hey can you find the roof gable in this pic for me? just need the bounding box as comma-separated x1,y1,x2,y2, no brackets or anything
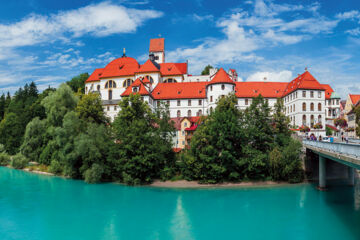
86,68,104,82
208,68,234,85
160,63,186,76
121,78,150,97
138,59,160,73
283,71,324,96
349,94,360,105
321,84,334,100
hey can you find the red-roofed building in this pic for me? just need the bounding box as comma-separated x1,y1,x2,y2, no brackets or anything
85,38,341,142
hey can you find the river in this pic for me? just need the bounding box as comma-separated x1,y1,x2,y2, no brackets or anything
0,167,359,240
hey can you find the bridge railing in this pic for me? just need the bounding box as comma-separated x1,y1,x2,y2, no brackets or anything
303,140,360,158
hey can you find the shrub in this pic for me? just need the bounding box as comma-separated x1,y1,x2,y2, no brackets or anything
84,164,104,183
49,160,63,175
0,152,10,166
0,144,5,153
11,154,28,169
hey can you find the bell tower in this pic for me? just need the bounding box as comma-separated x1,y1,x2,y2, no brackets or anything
149,38,165,64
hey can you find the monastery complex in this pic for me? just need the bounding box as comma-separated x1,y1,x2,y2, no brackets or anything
85,38,344,148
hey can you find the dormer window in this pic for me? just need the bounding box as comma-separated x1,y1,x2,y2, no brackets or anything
132,87,138,93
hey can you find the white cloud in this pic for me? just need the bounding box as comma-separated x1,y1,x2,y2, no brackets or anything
192,14,214,22
246,70,293,82
0,2,162,49
336,10,360,21
346,28,360,36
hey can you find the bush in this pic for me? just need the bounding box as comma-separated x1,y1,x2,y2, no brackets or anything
49,160,63,175
11,154,28,169
0,152,10,166
84,164,104,183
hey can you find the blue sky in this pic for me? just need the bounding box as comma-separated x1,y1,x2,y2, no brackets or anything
0,0,360,98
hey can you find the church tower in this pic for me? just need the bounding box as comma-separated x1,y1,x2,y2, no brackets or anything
149,38,165,64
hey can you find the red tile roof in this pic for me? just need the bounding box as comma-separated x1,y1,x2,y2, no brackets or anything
283,71,324,96
170,117,184,130
326,124,339,132
173,148,182,153
208,68,235,85
349,94,360,105
321,84,334,100
149,38,164,52
160,63,187,76
235,82,287,98
137,59,160,73
86,68,104,82
121,78,150,97
152,82,207,99
142,76,151,84
101,57,140,78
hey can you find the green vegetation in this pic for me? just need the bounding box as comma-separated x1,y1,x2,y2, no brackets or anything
201,65,213,75
180,95,303,183
326,126,333,136
66,73,89,93
355,106,360,137
1,75,304,185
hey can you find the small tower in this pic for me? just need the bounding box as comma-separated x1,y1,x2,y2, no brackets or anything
149,38,165,64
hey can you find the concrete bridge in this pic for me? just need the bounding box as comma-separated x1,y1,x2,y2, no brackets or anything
303,140,360,189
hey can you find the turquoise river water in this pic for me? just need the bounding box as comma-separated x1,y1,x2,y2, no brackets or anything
0,167,360,240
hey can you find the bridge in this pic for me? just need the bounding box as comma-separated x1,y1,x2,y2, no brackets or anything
303,140,360,189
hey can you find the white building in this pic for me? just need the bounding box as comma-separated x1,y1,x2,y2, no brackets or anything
85,38,340,139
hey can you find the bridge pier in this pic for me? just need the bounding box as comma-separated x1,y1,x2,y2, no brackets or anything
348,167,355,186
319,155,326,190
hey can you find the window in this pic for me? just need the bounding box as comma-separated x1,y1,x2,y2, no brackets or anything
177,100,181,106
295,92,298,98
107,106,110,111
198,110,202,116
318,115,322,124
302,91,306,98
184,122,188,127
245,99,249,105
182,131,185,136
310,91,314,98
145,75,154,84
164,78,177,83
187,110,191,117
188,100,191,106
302,115,306,125
199,100,202,105
293,104,295,112
336,99,339,105
221,84,225,90
210,96,213,102
210,86,213,91
290,105,292,113
132,87,138,92
177,110,181,117
123,79,133,88
114,106,117,111
310,103,314,111
310,115,314,128
302,102,306,111
318,103,322,111
108,90,112,100
182,141,185,145
105,80,117,89
97,85,100,91
318,91,321,98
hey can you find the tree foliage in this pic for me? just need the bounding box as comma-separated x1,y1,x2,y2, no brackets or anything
201,65,213,75
66,73,89,93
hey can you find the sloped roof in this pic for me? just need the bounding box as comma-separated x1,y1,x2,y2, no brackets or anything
235,82,287,98
86,68,104,82
321,84,334,100
137,59,160,73
349,94,360,105
121,78,150,97
101,57,140,78
160,63,187,76
283,71,324,96
152,82,207,99
208,68,235,85
149,38,164,52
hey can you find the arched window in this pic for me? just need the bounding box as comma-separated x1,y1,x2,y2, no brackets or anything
293,104,295,112
302,115,306,125
97,85,100,91
187,110,191,117
105,80,116,89
123,79,133,88
108,90,112,100
318,103,322,111
164,78,177,83
145,75,154,84
302,102,306,111
221,84,225,90
198,110,202,116
310,115,314,128
177,110,181,117
310,103,314,111
318,115,322,124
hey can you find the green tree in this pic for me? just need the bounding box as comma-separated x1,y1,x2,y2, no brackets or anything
110,94,175,185
66,73,89,93
272,98,291,146
0,113,23,154
41,84,79,127
182,94,245,183
76,92,108,124
201,65,213,75
0,94,5,120
355,106,360,137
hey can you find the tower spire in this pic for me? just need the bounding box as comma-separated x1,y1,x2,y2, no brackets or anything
122,48,126,57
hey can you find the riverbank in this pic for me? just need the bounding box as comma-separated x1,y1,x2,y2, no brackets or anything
150,180,299,188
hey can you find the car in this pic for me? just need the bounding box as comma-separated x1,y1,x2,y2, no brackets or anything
322,137,331,142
